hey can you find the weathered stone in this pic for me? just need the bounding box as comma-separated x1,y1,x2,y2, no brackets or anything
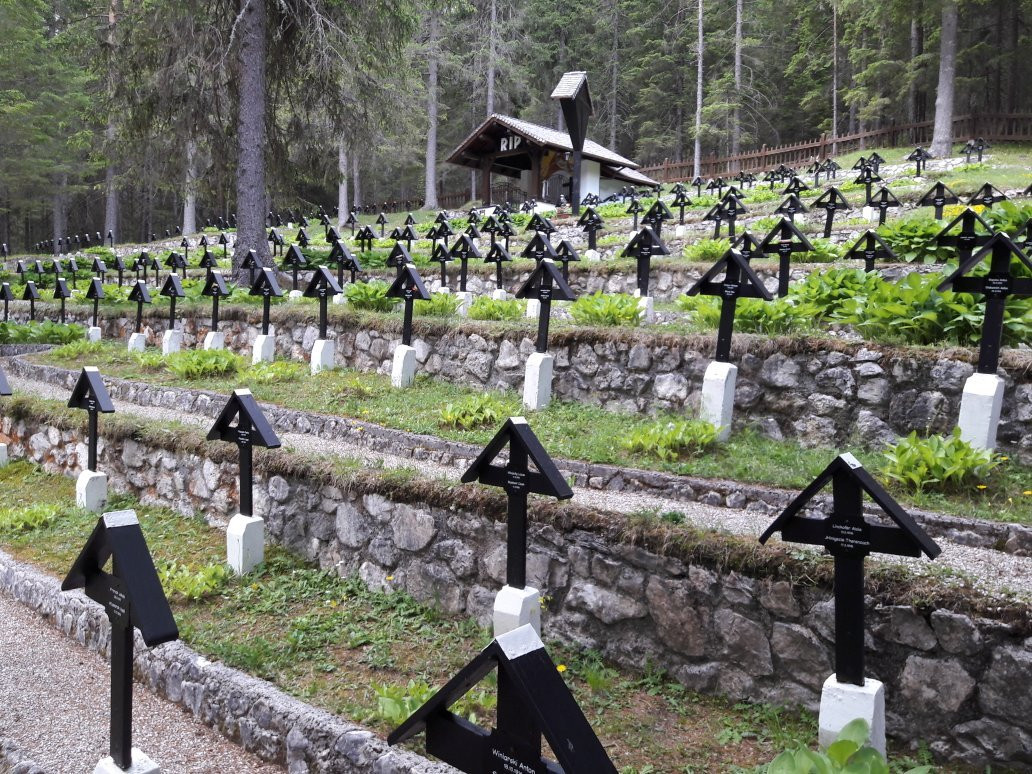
948,719,1032,767
654,373,689,403
815,366,856,399
875,606,936,650
771,623,831,689
645,576,708,656
390,506,437,551
930,610,982,655
566,582,647,624
759,353,801,388
979,646,1032,724
335,504,369,548
627,343,651,371
854,409,899,447
900,656,975,714
495,339,520,370
760,580,801,619
713,609,772,675
268,475,291,502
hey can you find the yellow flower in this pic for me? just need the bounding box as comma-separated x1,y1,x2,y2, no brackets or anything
976,484,987,490
386,575,394,581
1024,490,1032,496
556,664,567,673
1000,456,1009,461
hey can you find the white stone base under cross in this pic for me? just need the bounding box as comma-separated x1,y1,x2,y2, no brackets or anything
957,373,1005,450
288,289,303,300
391,344,416,388
202,331,225,351
818,675,885,756
94,748,160,774
455,291,473,317
252,334,275,364
127,333,146,353
701,361,736,441
226,513,264,575
331,292,346,305
525,298,541,319
0,442,8,467
493,584,541,638
522,352,553,411
635,294,655,324
491,288,508,301
76,470,108,513
311,339,335,374
86,327,102,343
161,330,181,356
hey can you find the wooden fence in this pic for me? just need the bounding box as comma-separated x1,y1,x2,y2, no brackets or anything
638,113,1032,182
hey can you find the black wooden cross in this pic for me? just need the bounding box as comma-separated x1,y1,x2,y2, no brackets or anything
180,237,190,264
782,176,810,196
249,267,282,336
344,211,358,236
240,249,261,287
622,226,670,297
450,233,482,292
906,147,932,176
481,215,500,246
497,220,517,251
967,182,1007,209
521,232,558,265
854,166,883,204
807,161,822,187
328,241,361,286
68,367,115,472
218,231,230,259
296,228,311,249
719,194,747,237
436,218,455,248
642,199,674,238
554,240,580,282
86,277,105,328
626,197,644,230
377,212,388,238
67,258,79,289
844,230,897,271
159,274,186,331
515,259,576,354
812,187,852,238
577,206,604,250
53,276,71,324
869,187,902,226
731,231,763,263
304,266,343,340
432,242,452,289
356,225,376,253
685,247,773,362
774,193,808,223
760,217,814,297
207,389,281,517
387,243,412,279
691,175,704,197
386,264,431,346
326,226,341,244
15,261,25,283
198,248,218,280
281,244,308,291
935,208,994,268
461,417,573,587
702,202,727,239
937,232,1032,374
92,258,108,284
671,187,692,224
485,243,512,291
917,181,960,219
0,283,12,322
22,281,39,321
164,250,187,280
868,151,885,172
107,229,114,247
707,177,725,198
760,453,940,686
526,213,556,237
62,510,179,771
32,259,44,279
202,271,230,332
51,258,63,284
464,220,481,240
128,281,151,334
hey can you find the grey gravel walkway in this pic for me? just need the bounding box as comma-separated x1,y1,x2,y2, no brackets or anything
10,373,1032,601
0,590,284,774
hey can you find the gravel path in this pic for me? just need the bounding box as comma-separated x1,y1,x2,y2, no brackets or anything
10,373,1032,602
0,590,284,774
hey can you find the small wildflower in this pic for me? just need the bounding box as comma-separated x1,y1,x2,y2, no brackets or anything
386,575,394,581
1000,456,1009,461
557,664,567,673
976,484,987,490
1024,490,1032,496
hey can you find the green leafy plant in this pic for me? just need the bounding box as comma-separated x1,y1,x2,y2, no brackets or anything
371,680,437,725
344,280,394,312
468,295,524,321
877,215,955,264
803,237,842,263
415,292,461,317
247,360,305,384
49,339,104,360
765,719,931,773
880,429,1002,493
623,419,719,461
676,294,814,335
158,561,233,601
788,268,884,321
165,349,244,380
0,321,84,344
0,503,60,534
569,291,642,327
683,237,731,263
439,393,506,429
132,351,166,370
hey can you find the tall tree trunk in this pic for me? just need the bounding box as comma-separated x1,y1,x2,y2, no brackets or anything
692,0,703,178
423,14,440,210
930,0,958,157
908,5,921,126
1007,0,1019,112
609,0,619,148
486,0,497,114
52,175,67,254
352,152,362,209
831,0,838,153
731,0,743,164
234,0,269,267
182,138,198,235
102,0,121,243
337,135,349,227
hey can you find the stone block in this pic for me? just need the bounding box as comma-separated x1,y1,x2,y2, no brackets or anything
227,514,264,575
161,330,182,356
454,291,473,317
391,344,416,388
636,295,655,324
252,334,275,364
493,584,541,637
957,373,1004,450
202,331,225,351
0,442,7,467
525,298,541,319
491,288,508,301
701,361,737,441
311,339,335,375
127,332,146,353
76,470,108,512
93,749,160,774
86,326,102,342
818,675,885,756
522,352,553,411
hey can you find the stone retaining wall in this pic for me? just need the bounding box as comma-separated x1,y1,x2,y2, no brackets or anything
2,413,1029,768
0,552,453,774
7,354,1031,557
10,305,1032,460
